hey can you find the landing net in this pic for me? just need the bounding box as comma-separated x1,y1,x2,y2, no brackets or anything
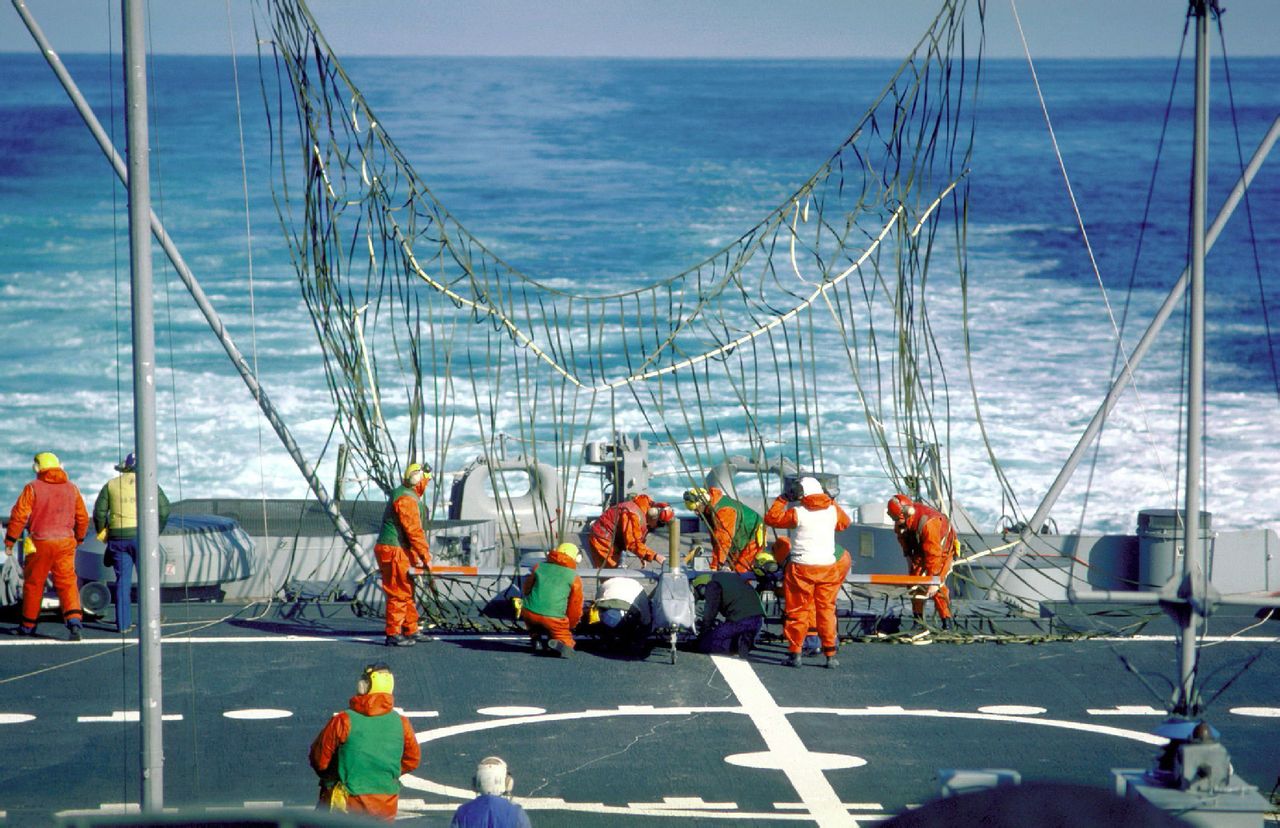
259,0,1019,627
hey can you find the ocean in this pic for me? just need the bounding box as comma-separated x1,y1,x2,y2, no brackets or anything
1,48,1277,541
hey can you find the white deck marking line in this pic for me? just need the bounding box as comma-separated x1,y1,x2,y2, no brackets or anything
78,711,183,723
1086,705,1166,716
401,703,1169,819
1,632,1275,647
222,709,293,720
711,655,854,828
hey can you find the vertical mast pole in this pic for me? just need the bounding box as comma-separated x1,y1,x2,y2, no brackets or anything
1177,0,1210,716
122,0,164,808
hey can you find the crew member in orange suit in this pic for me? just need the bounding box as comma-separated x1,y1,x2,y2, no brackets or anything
309,663,420,821
764,476,852,668
683,486,767,572
586,494,672,569
518,542,584,657
4,452,89,640
374,463,432,647
888,493,957,630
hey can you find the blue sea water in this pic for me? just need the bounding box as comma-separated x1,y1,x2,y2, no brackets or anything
0,47,1277,538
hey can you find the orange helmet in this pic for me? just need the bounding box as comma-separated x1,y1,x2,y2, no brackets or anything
887,494,914,522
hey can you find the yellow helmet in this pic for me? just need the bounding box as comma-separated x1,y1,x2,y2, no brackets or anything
555,542,581,563
683,487,710,510
752,551,779,577
359,663,394,695
403,462,432,487
32,452,61,473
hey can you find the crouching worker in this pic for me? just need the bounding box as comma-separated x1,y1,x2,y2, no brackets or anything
309,663,420,821
693,570,764,658
586,575,652,654
450,756,532,828
518,542,584,657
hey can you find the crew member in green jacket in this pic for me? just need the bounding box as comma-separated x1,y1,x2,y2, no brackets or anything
309,663,420,821
519,542,583,657
693,569,765,658
93,452,170,634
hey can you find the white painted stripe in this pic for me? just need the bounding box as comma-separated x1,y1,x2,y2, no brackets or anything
396,710,440,719
223,709,292,720
711,655,854,828
1,632,1274,647
627,798,738,810
477,706,545,717
0,713,35,724
977,705,1045,716
1229,706,1280,718
1086,705,1166,716
816,706,1167,745
78,711,184,723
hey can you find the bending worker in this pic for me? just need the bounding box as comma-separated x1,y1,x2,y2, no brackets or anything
683,486,767,572
764,476,851,668
4,452,89,641
693,568,764,658
93,452,170,634
450,756,532,828
587,574,652,654
586,493,672,569
519,542,584,657
375,462,433,647
888,493,957,630
309,663,420,821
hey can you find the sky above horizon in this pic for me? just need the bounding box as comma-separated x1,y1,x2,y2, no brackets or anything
3,0,1279,60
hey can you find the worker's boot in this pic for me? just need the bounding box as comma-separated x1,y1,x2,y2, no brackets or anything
824,653,840,669
940,617,953,631
384,634,416,647
783,652,802,668
67,623,82,642
735,634,752,659
409,629,432,643
547,639,573,659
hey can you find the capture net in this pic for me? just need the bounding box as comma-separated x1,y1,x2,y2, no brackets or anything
258,0,1022,628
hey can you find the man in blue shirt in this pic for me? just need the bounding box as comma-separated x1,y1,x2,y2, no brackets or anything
450,756,532,828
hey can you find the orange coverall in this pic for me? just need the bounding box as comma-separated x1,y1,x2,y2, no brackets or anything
309,690,421,820
520,547,584,648
373,483,431,637
895,501,957,620
764,491,852,657
5,467,89,632
587,494,661,568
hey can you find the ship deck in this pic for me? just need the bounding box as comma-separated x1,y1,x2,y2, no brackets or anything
1,603,1277,826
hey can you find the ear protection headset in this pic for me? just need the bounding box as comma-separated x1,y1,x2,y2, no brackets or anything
473,756,514,797
403,462,433,487
887,493,916,523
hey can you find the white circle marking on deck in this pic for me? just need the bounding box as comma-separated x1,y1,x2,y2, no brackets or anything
725,750,867,771
477,706,546,717
222,709,293,720
1229,706,1280,718
0,714,35,725
978,705,1045,716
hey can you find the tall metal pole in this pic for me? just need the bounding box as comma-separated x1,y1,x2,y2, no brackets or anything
122,0,163,809
1175,0,1211,716
10,0,373,576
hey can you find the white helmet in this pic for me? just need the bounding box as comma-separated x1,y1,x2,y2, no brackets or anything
474,756,513,797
